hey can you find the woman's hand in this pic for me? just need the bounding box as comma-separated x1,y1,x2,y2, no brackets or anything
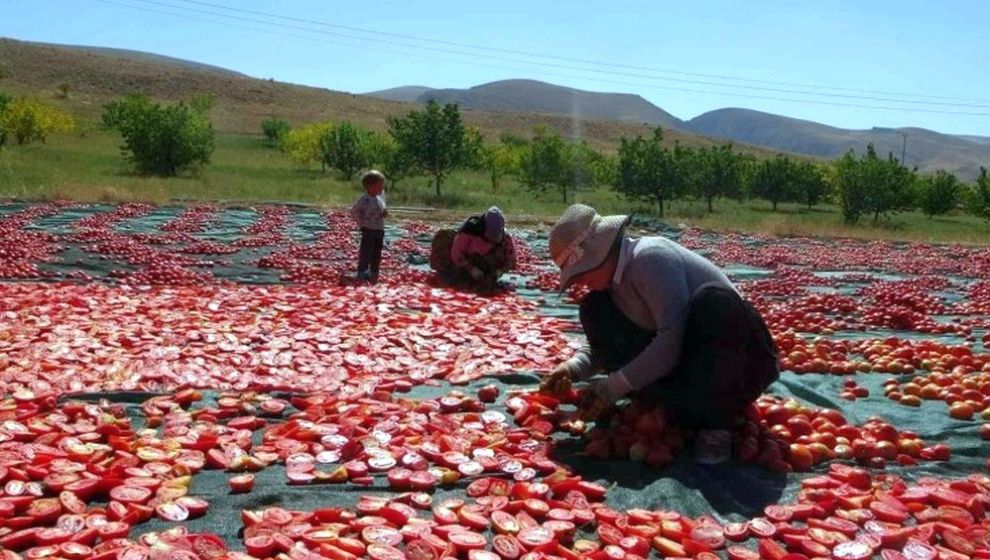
540,363,573,396
578,378,620,422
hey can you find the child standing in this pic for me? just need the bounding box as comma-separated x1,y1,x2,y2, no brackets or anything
349,170,387,282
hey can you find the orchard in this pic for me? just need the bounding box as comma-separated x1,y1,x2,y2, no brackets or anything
1,202,990,560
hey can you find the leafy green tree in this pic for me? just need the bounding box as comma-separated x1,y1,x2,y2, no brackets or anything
519,128,567,201
834,145,915,224
102,94,153,129
748,155,796,211
834,150,869,224
103,95,214,176
614,128,685,217
794,161,830,209
870,152,916,222
918,170,961,218
261,117,290,147
480,140,523,193
519,128,604,203
319,121,376,179
691,143,745,212
372,134,416,190
0,97,75,145
388,100,479,197
964,167,990,220
283,122,332,169
564,141,609,197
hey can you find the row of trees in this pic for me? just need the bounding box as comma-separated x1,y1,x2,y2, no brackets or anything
833,146,990,223
265,103,990,222
83,93,990,223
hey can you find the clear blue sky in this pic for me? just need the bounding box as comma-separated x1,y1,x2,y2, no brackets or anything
3,0,989,135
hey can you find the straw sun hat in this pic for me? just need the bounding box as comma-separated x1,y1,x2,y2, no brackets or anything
549,204,631,291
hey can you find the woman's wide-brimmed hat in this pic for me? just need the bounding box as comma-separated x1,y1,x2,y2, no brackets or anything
549,204,631,291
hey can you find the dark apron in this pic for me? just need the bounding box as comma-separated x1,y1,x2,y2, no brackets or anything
580,285,779,429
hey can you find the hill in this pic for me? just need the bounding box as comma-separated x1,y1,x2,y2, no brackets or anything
0,37,753,155
683,108,990,180
365,86,434,103
48,42,248,77
369,79,683,128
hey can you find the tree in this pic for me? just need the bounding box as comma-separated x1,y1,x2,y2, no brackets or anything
834,145,914,224
261,117,290,147
918,170,961,218
102,94,153,129
103,95,214,176
388,100,479,197
691,143,744,212
480,140,523,193
748,155,796,211
519,128,604,203
564,141,608,198
614,128,685,217
372,134,416,190
834,150,869,224
519,128,568,202
319,121,376,179
282,122,332,169
964,167,990,220
0,97,75,145
794,161,830,209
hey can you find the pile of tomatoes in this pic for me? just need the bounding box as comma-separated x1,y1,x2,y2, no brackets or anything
738,396,947,472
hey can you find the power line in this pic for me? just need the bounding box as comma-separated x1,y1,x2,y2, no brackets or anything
94,0,329,45
170,0,990,106
90,0,990,117
124,0,990,110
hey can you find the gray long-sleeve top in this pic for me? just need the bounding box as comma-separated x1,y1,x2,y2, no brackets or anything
566,236,735,394
350,193,386,230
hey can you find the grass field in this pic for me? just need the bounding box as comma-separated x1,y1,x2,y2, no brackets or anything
3,129,990,243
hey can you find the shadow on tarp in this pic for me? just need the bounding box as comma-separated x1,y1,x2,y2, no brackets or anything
551,440,788,520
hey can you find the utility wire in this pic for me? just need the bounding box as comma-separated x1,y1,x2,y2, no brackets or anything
92,0,990,117
168,0,990,106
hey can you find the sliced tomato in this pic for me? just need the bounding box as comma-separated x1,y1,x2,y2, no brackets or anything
728,546,761,560
406,539,439,560
749,518,777,539
367,543,405,560
832,541,874,560
725,523,750,542
244,535,275,558
517,526,554,549
448,531,488,552
691,524,726,550
493,534,522,560
156,501,190,522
